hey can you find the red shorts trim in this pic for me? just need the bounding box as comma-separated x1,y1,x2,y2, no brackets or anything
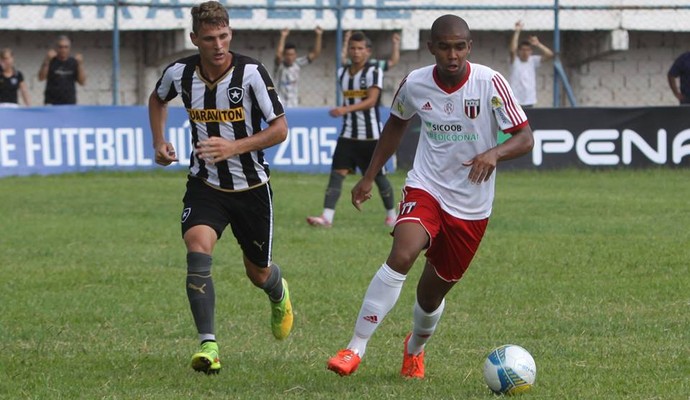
398,187,488,282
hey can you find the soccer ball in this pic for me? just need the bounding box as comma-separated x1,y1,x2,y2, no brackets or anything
483,344,537,395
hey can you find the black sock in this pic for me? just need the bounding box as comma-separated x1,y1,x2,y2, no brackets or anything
375,174,395,210
261,264,284,302
324,171,346,209
186,252,215,335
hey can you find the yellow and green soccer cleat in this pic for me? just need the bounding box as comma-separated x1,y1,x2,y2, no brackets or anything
191,341,221,375
270,278,293,340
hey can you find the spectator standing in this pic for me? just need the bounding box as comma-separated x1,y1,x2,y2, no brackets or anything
306,31,397,228
325,15,534,379
341,30,401,72
667,51,690,105
38,35,86,105
274,27,323,107
508,21,553,107
0,48,31,107
148,0,293,375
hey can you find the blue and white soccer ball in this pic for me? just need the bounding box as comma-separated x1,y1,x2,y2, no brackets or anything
483,344,537,395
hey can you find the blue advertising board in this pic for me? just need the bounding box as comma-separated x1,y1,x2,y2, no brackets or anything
0,106,394,177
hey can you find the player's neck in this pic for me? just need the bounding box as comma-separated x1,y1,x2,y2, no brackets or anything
348,59,368,74
200,53,233,82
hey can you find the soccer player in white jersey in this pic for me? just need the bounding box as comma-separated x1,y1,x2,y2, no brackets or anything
326,14,534,379
307,31,397,228
148,1,293,375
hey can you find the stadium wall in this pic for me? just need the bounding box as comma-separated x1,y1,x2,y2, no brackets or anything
1,1,689,107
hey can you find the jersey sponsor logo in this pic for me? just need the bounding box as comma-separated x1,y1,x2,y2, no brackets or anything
187,108,246,123
343,89,368,98
492,96,512,126
421,101,432,111
228,86,244,104
424,121,478,142
464,98,480,119
396,99,405,115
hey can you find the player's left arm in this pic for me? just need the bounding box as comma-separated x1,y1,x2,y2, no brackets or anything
329,86,381,117
18,79,31,106
463,73,534,184
463,125,533,184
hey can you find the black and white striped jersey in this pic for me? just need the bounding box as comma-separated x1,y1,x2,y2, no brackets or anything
155,52,285,191
336,63,383,140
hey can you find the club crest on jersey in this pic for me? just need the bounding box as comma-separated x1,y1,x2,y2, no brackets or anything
227,87,244,104
464,99,480,119
444,101,454,115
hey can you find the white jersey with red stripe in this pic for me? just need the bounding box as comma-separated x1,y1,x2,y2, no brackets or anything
391,62,528,220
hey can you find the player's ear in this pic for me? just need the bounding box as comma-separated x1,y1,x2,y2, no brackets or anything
426,40,434,55
190,31,198,46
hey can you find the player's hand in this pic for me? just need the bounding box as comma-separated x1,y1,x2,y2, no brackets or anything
329,107,346,117
391,32,401,44
315,26,323,35
463,149,498,184
351,178,374,211
515,20,524,30
154,142,178,166
281,28,289,37
195,137,235,164
75,53,84,63
46,49,57,59
528,35,540,46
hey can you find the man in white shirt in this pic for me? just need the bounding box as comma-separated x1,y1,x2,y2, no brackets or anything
274,27,323,107
509,20,553,107
326,14,534,380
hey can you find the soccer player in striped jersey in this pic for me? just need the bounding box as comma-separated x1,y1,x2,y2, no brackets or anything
326,15,534,379
307,31,397,228
148,1,292,375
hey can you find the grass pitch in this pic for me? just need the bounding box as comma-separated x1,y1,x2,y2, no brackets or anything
0,168,688,399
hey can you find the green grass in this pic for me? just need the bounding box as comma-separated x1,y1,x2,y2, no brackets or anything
0,168,688,399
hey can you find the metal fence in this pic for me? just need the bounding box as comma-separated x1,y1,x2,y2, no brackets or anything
1,0,689,107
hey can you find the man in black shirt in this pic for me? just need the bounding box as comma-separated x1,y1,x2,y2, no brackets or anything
38,35,86,105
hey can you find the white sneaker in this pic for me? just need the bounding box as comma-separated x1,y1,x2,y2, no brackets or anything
385,216,397,227
306,215,332,228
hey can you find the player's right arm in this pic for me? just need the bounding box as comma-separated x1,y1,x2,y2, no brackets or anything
148,90,177,166
37,49,56,81
509,21,522,63
352,114,409,210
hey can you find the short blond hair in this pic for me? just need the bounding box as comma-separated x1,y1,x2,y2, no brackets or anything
191,1,229,35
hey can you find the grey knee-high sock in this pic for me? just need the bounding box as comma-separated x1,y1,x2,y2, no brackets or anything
261,264,284,302
186,252,215,336
324,171,346,209
374,174,395,210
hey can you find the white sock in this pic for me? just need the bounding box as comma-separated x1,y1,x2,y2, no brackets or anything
406,299,445,355
347,263,406,357
386,208,397,219
323,208,335,223
199,333,216,343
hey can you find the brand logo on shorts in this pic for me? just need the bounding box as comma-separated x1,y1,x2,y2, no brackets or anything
181,207,191,222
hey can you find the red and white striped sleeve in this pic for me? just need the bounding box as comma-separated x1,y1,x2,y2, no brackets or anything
490,73,528,134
